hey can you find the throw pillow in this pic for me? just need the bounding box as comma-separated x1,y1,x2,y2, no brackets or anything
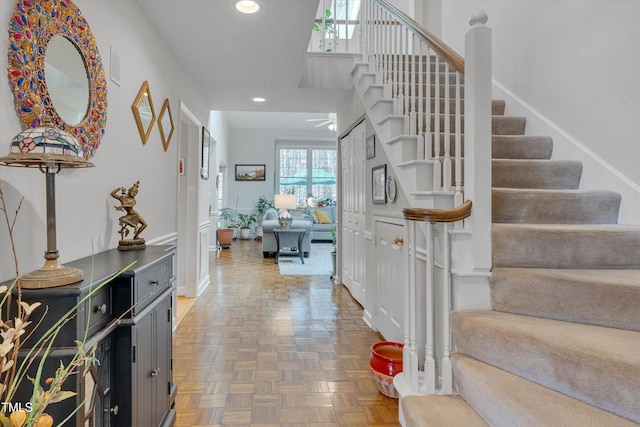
265,208,278,221
315,209,332,224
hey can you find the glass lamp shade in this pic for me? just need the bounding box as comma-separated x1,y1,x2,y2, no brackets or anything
0,126,93,288
0,126,93,169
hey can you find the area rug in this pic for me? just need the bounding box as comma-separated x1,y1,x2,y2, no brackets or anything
278,243,334,276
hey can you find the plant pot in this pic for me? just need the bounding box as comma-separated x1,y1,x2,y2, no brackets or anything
369,341,404,398
240,228,251,239
216,228,234,248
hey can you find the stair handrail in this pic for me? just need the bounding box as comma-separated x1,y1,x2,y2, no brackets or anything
371,0,464,75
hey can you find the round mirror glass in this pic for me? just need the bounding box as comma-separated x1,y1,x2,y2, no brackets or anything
45,36,89,125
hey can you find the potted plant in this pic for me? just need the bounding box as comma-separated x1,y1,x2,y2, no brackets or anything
217,207,237,248
237,212,257,240
254,195,274,240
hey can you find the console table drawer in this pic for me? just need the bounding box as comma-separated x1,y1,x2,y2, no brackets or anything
87,285,113,337
134,261,170,314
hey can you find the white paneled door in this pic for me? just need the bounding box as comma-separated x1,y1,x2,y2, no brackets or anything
375,219,405,343
340,120,366,305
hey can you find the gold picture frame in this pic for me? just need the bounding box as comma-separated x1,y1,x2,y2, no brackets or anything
132,80,156,145
158,98,174,152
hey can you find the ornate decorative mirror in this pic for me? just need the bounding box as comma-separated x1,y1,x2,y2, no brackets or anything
132,81,156,145
158,98,174,152
7,0,108,159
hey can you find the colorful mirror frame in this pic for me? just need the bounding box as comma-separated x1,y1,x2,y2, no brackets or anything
8,0,108,159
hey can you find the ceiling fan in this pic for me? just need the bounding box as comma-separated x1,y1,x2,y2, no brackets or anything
307,113,337,131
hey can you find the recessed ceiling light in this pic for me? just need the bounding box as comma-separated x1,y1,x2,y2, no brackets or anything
235,0,260,14
252,97,266,103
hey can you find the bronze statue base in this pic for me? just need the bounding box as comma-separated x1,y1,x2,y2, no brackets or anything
118,239,146,251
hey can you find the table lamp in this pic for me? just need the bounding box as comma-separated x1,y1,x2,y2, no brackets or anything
0,125,93,288
274,194,297,229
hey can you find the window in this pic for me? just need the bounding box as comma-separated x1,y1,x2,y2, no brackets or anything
277,143,337,207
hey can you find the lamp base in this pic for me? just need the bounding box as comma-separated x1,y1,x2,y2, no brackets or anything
278,215,293,230
19,259,83,289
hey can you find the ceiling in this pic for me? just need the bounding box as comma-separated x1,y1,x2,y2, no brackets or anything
135,0,354,131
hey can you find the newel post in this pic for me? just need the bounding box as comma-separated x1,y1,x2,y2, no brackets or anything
464,10,492,273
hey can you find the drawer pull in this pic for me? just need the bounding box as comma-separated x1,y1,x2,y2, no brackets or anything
151,368,160,377
95,304,107,314
150,280,159,285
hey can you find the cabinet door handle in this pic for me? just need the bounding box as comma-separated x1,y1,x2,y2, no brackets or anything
150,280,159,285
394,237,404,245
151,368,160,377
95,304,107,314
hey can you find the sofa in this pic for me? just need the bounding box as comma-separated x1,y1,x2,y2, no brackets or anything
261,208,313,258
304,206,337,241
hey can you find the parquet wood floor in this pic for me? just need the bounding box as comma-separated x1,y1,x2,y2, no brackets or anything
173,239,400,426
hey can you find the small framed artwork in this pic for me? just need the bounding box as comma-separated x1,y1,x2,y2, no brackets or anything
158,98,174,152
366,134,376,159
235,164,266,181
372,164,387,204
201,127,211,180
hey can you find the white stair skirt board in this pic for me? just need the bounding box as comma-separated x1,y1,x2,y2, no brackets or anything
278,243,334,276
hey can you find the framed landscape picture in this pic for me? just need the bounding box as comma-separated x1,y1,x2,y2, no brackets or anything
235,164,266,181
372,164,387,204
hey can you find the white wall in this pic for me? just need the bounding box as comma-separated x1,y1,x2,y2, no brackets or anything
226,128,336,213
0,1,209,281
440,0,640,223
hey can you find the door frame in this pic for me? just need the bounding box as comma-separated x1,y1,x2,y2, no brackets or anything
176,101,200,297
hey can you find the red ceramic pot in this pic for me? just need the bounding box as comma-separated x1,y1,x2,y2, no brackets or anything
370,341,404,376
369,342,404,398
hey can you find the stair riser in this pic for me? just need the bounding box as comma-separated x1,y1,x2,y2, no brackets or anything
491,116,526,135
492,224,640,269
452,312,640,424
491,268,640,331
492,189,621,224
492,160,582,189
492,135,553,160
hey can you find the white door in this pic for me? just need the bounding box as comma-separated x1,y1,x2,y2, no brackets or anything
375,220,405,342
340,120,366,305
176,102,200,297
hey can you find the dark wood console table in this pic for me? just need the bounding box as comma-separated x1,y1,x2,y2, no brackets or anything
4,245,176,427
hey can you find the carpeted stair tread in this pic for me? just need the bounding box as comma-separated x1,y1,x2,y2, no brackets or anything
452,353,639,427
491,267,640,331
492,116,526,135
492,188,621,224
492,223,640,268
451,310,640,423
402,394,488,427
492,159,583,189
492,135,553,159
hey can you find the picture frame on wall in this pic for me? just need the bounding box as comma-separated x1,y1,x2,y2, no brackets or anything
372,164,387,204
201,127,210,180
366,134,375,159
235,164,266,181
